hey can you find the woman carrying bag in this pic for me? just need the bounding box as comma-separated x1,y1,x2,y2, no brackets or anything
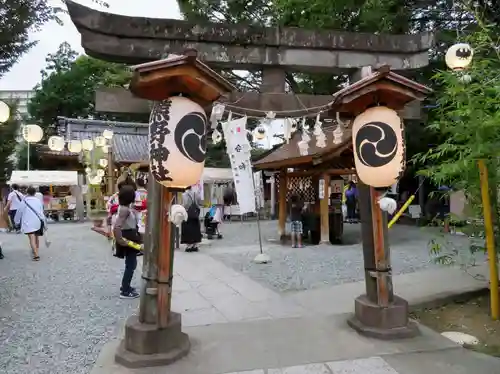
113,185,142,299
14,186,47,261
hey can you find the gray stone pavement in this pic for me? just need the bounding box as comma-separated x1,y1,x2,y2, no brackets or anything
0,221,495,374
90,314,499,374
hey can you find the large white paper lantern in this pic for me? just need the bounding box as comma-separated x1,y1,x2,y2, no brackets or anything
81,139,94,151
47,136,65,151
98,158,108,168
149,96,207,189
68,140,82,153
22,124,44,143
445,43,473,71
352,106,405,188
94,136,106,147
103,129,113,140
0,101,10,123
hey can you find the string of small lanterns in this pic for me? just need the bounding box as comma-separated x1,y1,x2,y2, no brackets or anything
47,129,114,185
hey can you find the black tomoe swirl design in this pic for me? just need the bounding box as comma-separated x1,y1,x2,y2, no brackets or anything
149,100,173,182
174,112,207,163
456,47,472,59
354,121,398,168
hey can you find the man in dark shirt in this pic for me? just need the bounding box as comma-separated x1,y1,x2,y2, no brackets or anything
289,194,304,248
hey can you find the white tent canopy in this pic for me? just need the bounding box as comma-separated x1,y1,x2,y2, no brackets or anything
202,168,233,184
8,170,79,186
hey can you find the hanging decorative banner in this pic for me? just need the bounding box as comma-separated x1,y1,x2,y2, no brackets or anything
224,116,256,214
149,96,207,189
352,106,405,188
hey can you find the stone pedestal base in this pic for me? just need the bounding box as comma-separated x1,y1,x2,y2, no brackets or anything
115,312,190,368
347,294,420,340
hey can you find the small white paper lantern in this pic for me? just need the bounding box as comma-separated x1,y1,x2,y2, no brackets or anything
103,129,113,140
149,96,207,189
445,43,473,71
85,167,92,174
352,106,405,188
47,136,65,151
96,169,105,177
89,175,102,185
22,124,44,143
253,125,268,141
98,158,108,168
68,140,82,153
0,101,10,123
81,139,94,151
94,136,106,147
211,129,222,144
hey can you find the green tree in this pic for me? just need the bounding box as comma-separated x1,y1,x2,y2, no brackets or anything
0,0,110,78
28,42,133,131
0,100,21,183
414,20,500,264
0,0,57,77
20,42,136,169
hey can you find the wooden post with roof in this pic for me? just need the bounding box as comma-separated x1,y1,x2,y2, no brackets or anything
254,65,432,248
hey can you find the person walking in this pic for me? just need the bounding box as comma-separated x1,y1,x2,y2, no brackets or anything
14,186,46,261
181,186,202,252
113,185,142,299
344,181,358,223
289,194,304,248
5,184,24,233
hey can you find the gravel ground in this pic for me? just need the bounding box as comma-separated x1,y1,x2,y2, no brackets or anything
208,220,474,293
0,223,140,374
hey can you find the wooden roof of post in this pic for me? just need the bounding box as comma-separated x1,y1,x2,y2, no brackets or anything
253,125,353,170
129,51,236,106
331,65,432,116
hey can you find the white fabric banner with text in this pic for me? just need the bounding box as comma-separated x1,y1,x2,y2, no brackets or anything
223,117,256,214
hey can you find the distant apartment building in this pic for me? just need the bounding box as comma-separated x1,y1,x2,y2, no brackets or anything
0,90,35,119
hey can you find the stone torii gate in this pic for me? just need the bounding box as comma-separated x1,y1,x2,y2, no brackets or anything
66,0,436,365
65,0,433,120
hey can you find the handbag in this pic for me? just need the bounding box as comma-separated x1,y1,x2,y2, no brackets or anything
24,200,46,235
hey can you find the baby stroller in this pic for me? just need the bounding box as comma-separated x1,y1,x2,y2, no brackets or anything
204,205,223,240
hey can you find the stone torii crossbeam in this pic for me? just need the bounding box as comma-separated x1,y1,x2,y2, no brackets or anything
65,0,433,119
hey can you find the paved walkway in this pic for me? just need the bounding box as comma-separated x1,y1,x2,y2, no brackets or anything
0,222,496,374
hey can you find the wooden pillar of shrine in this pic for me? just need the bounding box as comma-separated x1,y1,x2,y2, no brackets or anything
319,173,330,243
278,169,287,241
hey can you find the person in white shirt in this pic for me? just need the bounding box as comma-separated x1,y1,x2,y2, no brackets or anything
5,184,24,233
14,186,47,261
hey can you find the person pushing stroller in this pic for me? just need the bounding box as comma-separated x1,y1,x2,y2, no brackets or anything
204,204,223,240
